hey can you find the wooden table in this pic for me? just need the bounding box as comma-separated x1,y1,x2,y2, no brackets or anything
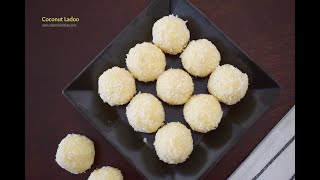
25,0,295,179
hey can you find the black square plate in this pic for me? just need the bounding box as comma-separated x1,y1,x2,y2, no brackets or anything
63,0,281,179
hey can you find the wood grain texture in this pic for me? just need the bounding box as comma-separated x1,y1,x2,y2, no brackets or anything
25,0,295,179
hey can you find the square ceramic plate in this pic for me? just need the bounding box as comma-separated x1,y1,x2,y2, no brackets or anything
63,0,281,179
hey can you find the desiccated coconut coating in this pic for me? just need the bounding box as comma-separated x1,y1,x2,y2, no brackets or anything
156,69,194,105
208,64,249,105
55,134,95,174
180,39,221,77
98,66,136,106
87,166,123,180
126,93,165,133
154,122,193,164
183,94,223,133
126,42,166,82
152,15,190,55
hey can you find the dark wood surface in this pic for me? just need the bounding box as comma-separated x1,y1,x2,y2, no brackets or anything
25,0,295,179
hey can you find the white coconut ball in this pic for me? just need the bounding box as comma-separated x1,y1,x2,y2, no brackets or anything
183,94,223,133
126,93,165,133
152,14,190,55
98,66,136,106
87,166,123,180
154,122,193,164
208,64,249,105
156,69,194,105
55,134,95,174
180,39,221,77
126,42,166,82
